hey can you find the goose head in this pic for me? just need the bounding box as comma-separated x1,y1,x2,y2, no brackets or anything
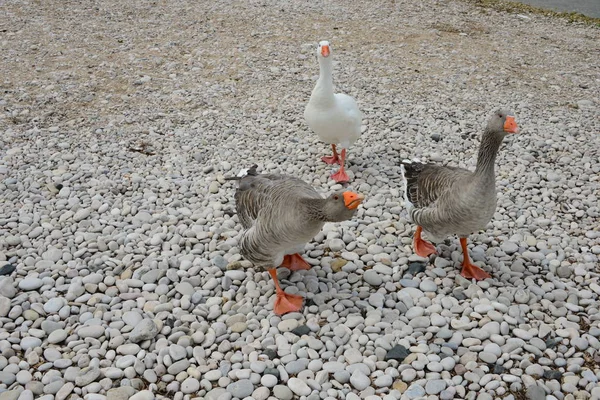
317,40,331,59
486,109,519,137
321,190,364,221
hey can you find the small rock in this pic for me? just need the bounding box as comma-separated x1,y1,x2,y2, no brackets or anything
0,264,16,276
287,377,311,396
129,319,159,343
526,385,546,400
407,262,426,275
226,379,254,398
385,345,410,362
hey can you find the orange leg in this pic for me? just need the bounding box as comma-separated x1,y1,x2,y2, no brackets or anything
268,269,304,315
459,238,491,280
280,253,312,271
322,144,341,165
413,226,437,257
330,148,349,183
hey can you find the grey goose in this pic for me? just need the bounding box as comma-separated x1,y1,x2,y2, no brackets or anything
227,165,364,314
400,110,519,280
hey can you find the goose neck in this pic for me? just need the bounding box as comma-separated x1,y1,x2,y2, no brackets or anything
475,130,505,177
299,198,328,221
311,58,335,106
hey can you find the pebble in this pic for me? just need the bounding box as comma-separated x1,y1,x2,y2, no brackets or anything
425,379,447,395
0,5,598,400
18,278,43,291
350,371,370,390
227,379,254,398
288,377,311,396
273,385,293,400
129,319,159,342
181,378,200,394
363,270,383,286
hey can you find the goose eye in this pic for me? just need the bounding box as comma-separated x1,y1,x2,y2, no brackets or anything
333,195,339,200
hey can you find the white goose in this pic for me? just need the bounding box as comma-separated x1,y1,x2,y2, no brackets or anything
304,40,362,183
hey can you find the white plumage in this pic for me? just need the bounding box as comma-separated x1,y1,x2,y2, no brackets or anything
305,40,362,183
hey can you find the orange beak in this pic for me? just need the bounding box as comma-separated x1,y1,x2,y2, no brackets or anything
343,191,364,210
504,116,519,134
321,45,330,57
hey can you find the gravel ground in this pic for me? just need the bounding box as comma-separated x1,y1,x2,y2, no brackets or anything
1,0,599,400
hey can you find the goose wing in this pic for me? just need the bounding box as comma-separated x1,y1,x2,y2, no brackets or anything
401,160,472,209
234,172,316,229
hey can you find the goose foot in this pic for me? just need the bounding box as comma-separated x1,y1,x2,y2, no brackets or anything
281,253,311,271
268,269,304,315
459,238,491,280
413,226,437,257
330,148,349,183
330,168,349,183
273,292,304,315
322,144,341,165
322,155,340,165
460,262,491,280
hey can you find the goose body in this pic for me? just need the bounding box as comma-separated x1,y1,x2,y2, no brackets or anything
235,173,327,270
400,110,519,280
305,92,362,149
305,40,362,183
402,163,497,241
228,165,364,314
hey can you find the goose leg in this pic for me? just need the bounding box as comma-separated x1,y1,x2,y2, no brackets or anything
268,269,304,315
330,148,349,183
459,238,491,280
413,226,437,257
281,253,311,271
321,144,341,165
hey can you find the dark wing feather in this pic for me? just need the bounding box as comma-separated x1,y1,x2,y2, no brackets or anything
401,160,472,208
233,173,310,228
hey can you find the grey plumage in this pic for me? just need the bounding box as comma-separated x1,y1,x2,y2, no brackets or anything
228,166,363,271
401,109,517,242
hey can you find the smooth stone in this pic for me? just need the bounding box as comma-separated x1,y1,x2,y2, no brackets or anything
78,325,105,339
419,280,437,292
363,270,383,286
75,366,100,387
129,319,159,343
226,379,254,398
350,371,370,391
43,298,66,313
273,385,293,400
20,337,42,350
181,378,200,394
526,385,546,400
374,374,393,388
261,374,278,387
425,379,447,395
106,387,136,400
18,278,43,291
385,345,410,362
129,390,155,400
287,377,311,396
405,384,426,399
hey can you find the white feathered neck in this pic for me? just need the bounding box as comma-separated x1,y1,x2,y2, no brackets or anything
309,55,336,108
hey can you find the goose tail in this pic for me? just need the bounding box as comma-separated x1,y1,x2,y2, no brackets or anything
224,164,259,181
399,158,424,211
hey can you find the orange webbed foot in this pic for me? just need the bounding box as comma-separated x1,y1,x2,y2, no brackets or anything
322,155,340,165
281,253,312,271
414,236,437,257
331,168,349,183
460,262,491,280
273,292,304,315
